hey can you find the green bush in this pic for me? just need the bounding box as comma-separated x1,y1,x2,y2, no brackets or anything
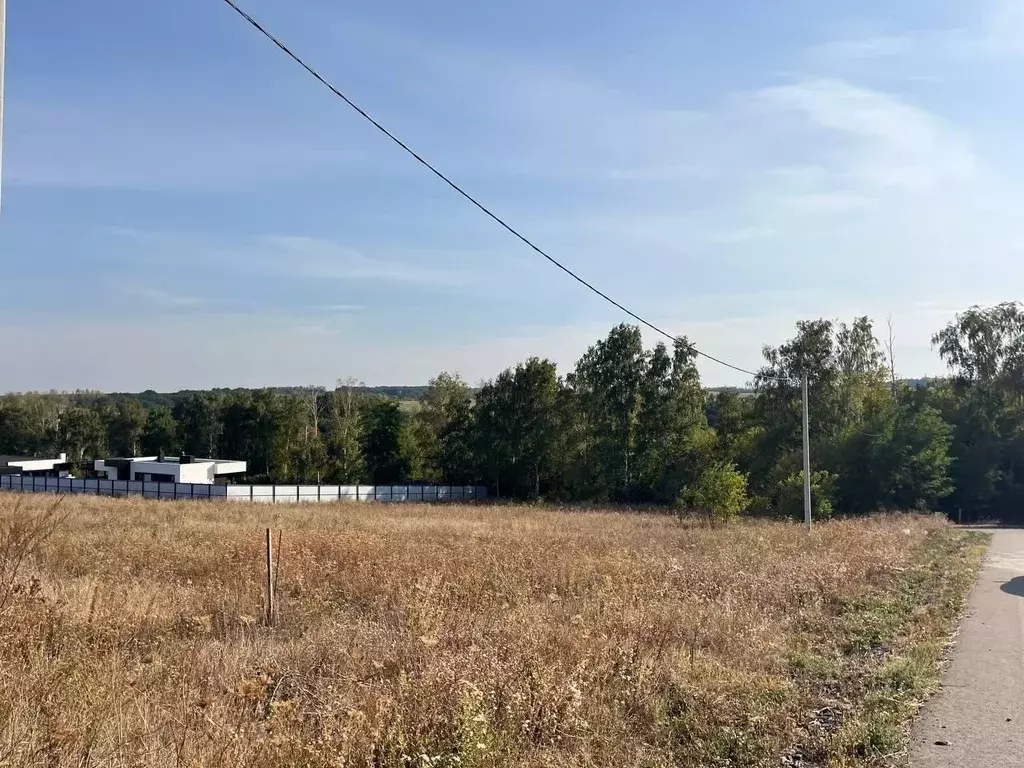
679,462,749,524
776,470,836,520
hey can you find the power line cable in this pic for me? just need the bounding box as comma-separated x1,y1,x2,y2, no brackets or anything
219,0,773,380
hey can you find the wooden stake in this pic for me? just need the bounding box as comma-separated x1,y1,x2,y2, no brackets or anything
265,527,275,626
274,529,282,617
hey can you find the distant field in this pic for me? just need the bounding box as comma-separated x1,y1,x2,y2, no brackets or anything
397,397,422,413
0,496,983,767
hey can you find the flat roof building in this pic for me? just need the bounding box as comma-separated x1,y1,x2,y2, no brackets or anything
94,455,246,485
0,453,71,477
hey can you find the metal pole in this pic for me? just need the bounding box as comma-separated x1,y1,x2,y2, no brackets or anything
0,0,7,215
802,371,812,531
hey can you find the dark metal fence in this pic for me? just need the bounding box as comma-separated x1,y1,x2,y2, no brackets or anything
0,475,486,503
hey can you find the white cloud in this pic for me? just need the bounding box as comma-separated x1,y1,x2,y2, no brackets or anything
102,228,473,288
121,287,201,308
0,293,999,392
807,1,1024,69
4,103,372,190
810,36,913,62
9,0,1022,393
755,79,977,192
703,227,778,244
979,0,1024,55
303,304,365,314
251,236,470,286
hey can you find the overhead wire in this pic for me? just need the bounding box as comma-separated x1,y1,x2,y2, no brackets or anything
219,0,782,381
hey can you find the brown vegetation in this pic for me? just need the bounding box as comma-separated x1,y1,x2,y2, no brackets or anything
0,496,983,767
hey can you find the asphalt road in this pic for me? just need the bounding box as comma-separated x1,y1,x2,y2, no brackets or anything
909,528,1024,768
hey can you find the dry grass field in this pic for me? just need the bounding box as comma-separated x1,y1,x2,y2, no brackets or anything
0,495,984,768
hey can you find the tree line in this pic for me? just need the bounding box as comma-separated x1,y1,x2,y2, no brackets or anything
1,303,1021,522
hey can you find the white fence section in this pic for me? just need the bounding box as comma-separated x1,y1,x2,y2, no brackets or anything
0,475,487,503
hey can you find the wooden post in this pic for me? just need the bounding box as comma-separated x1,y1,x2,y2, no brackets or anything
265,527,275,626
274,529,282,612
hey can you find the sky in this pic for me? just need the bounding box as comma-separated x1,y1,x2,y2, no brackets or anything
1,0,1023,391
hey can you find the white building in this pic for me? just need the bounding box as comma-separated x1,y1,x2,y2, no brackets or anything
94,455,246,485
0,453,71,477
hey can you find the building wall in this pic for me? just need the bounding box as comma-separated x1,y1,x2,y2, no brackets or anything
178,463,216,484
7,458,64,473
98,460,240,484
129,461,218,484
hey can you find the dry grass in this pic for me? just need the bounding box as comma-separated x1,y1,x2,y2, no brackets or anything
0,495,983,767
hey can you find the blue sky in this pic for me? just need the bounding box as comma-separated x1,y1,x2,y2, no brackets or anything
2,0,1023,391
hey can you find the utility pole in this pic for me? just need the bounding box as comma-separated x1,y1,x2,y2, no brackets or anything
0,0,7,215
802,371,812,531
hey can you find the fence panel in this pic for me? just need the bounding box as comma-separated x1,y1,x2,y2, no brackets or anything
250,485,275,504
1,477,487,504
273,486,299,504
297,485,320,503
315,486,340,501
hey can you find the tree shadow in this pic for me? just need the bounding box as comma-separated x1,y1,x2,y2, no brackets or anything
999,577,1024,598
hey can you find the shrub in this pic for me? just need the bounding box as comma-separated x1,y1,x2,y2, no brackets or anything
679,461,749,524
776,470,836,520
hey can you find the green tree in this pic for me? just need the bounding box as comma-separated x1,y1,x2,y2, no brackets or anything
475,358,558,498
475,375,514,496
414,372,476,484
548,379,593,500
753,317,889,513
106,399,148,456
568,324,647,501
931,302,1024,521
219,391,257,467
321,380,366,483
140,406,179,456
0,399,34,455
634,342,674,500
635,340,711,502
55,406,106,461
0,393,70,456
834,396,953,514
295,387,329,483
294,430,329,484
708,391,761,470
174,393,222,458
889,403,954,509
262,390,306,482
363,399,412,484
932,302,1024,386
